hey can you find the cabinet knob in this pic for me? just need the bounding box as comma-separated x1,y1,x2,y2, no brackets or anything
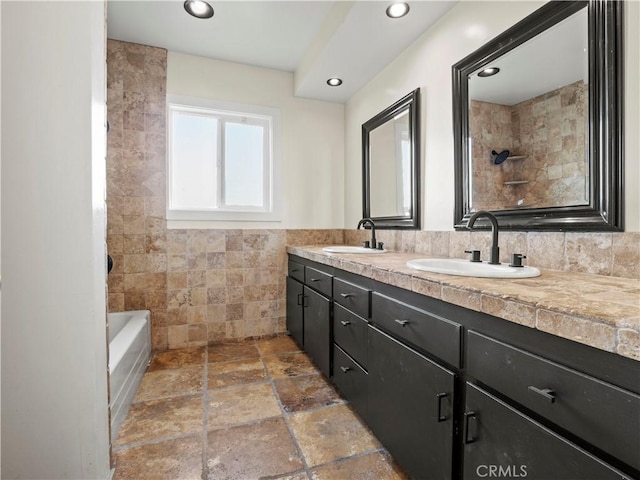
394,319,409,327
340,366,351,373
340,320,351,326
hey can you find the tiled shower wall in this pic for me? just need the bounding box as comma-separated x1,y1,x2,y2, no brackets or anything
471,81,587,211
106,40,344,350
106,40,637,352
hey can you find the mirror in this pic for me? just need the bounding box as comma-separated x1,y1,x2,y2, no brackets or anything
453,0,624,231
363,88,420,229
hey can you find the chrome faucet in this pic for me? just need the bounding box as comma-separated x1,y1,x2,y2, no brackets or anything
357,218,377,249
467,211,500,265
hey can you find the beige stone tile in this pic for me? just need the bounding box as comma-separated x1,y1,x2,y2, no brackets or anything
113,435,202,480
207,341,260,362
207,382,281,429
616,328,640,361
148,346,206,371
441,286,482,311
207,358,266,388
612,233,640,279
481,296,536,327
289,404,381,467
206,418,303,480
134,365,203,402
565,232,613,275
115,395,203,446
536,309,616,352
256,335,301,356
309,451,408,480
526,232,565,270
264,352,320,378
411,276,442,299
274,374,343,414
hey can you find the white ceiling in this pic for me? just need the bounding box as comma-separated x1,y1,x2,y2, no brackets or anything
107,0,457,103
468,7,588,105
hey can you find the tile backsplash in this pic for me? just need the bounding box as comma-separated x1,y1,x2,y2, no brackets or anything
345,230,639,278
107,39,637,352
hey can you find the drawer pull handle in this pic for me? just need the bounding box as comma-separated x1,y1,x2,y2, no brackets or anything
528,386,556,403
340,320,351,326
464,411,478,444
340,293,354,298
291,268,300,273
340,366,351,373
436,392,448,422
395,319,409,327
309,278,320,283
297,293,303,306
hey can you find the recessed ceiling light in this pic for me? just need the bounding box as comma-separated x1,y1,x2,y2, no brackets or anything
386,2,410,18
327,78,343,87
478,67,500,77
184,0,214,19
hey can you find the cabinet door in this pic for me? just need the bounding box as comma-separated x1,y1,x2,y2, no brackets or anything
303,286,331,377
368,326,456,480
286,276,304,347
332,344,368,421
463,383,631,480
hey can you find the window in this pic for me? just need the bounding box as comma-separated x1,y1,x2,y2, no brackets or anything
167,95,281,222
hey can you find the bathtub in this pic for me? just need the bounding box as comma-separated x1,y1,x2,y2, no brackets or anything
108,310,151,443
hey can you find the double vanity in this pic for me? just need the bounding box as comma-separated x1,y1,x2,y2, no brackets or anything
286,246,639,480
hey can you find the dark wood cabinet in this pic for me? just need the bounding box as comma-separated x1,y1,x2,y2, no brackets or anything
302,286,331,377
287,255,640,480
463,383,631,480
285,276,304,348
285,260,332,377
368,325,456,480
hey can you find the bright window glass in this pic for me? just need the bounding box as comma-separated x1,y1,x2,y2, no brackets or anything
167,96,280,223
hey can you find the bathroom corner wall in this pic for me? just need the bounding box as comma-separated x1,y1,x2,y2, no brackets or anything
106,40,170,349
106,40,345,350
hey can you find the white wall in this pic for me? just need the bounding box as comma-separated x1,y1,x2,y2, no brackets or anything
168,52,345,229
1,2,111,479
345,1,640,232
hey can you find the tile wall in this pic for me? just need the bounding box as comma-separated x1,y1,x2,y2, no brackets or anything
107,39,636,352
471,81,587,211
106,39,344,350
345,229,639,279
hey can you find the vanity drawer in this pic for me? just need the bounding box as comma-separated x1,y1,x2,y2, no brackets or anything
372,292,462,368
333,278,370,318
334,304,368,370
288,260,304,283
304,266,333,297
332,344,368,421
467,330,640,472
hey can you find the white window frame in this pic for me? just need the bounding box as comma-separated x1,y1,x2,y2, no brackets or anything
166,94,281,223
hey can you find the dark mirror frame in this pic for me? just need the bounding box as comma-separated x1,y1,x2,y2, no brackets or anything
453,0,624,231
363,88,420,229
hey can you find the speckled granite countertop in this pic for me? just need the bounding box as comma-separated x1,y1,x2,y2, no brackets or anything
287,246,640,362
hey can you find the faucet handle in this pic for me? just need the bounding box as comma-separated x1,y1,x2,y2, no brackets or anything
362,240,371,249
465,250,482,263
509,253,526,267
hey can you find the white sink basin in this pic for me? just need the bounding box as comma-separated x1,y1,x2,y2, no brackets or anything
407,258,540,278
322,246,387,254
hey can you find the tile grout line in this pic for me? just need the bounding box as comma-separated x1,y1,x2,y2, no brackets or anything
201,346,209,480
263,350,314,480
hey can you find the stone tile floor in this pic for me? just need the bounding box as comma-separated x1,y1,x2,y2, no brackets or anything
113,336,408,480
